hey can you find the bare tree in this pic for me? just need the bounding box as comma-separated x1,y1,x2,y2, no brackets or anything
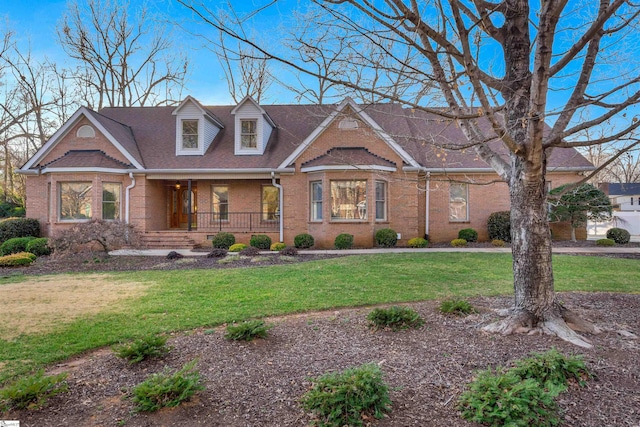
178,0,640,347
58,0,188,109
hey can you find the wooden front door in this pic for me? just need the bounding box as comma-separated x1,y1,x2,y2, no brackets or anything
171,184,197,229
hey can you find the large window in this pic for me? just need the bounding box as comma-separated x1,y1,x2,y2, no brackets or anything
331,180,367,220
182,119,199,149
375,181,387,221
262,185,279,220
102,183,121,220
449,183,469,221
310,181,323,221
241,119,257,149
212,185,229,221
59,182,93,221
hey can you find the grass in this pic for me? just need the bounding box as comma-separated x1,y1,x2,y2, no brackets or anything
0,253,638,383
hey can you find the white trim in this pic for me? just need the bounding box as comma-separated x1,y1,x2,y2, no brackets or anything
301,165,396,173
231,96,276,127
40,167,131,174
417,166,594,174
172,95,224,128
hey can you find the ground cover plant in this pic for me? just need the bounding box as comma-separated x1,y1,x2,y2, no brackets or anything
0,370,68,411
367,306,425,331
224,319,273,341
112,335,171,364
439,298,476,316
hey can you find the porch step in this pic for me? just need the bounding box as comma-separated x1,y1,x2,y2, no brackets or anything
139,231,198,249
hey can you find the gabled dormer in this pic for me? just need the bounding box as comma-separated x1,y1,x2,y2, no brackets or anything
173,96,224,156
231,96,276,155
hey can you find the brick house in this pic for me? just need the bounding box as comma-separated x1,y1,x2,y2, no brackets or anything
18,96,593,248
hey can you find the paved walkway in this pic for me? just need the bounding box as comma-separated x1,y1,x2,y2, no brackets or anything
109,246,640,257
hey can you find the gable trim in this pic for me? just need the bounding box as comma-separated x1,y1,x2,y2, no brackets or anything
301,165,397,173
231,96,276,127
172,95,224,128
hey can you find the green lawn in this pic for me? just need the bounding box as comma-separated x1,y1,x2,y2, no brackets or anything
0,253,637,383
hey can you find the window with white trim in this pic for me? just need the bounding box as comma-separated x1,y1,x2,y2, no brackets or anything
181,119,199,149
310,181,323,221
59,182,93,221
241,119,257,149
212,185,229,221
449,183,469,222
102,183,121,220
375,181,387,221
331,180,367,220
262,185,279,221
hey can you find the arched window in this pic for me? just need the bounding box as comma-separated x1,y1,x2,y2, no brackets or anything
76,125,96,138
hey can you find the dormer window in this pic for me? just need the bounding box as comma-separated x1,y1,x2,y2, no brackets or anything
241,120,257,149
181,120,199,150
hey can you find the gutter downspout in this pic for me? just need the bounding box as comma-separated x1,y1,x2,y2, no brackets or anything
271,171,284,243
125,173,136,224
425,172,430,241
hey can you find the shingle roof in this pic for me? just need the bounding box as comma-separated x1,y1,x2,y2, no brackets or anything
85,110,144,167
605,183,640,195
302,147,397,169
43,150,133,169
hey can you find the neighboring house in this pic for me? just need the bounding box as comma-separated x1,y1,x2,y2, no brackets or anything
599,183,640,211
588,183,640,239
18,96,594,248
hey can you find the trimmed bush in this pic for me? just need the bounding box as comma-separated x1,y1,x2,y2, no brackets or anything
240,246,261,257
439,298,476,316
211,232,235,249
294,233,314,249
488,211,511,242
334,233,354,249
224,319,273,341
130,360,204,412
280,246,298,256
458,228,478,242
606,227,631,244
0,370,68,411
375,228,398,247
491,239,505,247
112,335,171,364
270,242,286,251
300,363,391,427
511,349,590,388
596,238,615,246
207,248,228,258
25,237,52,256
0,217,40,243
451,238,467,247
407,237,428,248
229,243,246,252
367,306,425,331
250,234,272,249
0,252,37,267
0,236,36,256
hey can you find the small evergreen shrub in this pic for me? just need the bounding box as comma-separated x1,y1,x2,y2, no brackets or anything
458,228,478,242
451,238,467,247
130,360,204,412
488,211,511,242
0,217,40,243
491,239,505,247
294,233,315,249
270,242,286,251
0,252,37,267
224,319,273,341
375,228,398,247
407,237,428,248
0,202,25,218
439,299,476,316
596,238,615,247
211,232,235,249
250,234,272,249
367,306,425,331
229,243,246,252
112,335,171,364
0,236,36,256
0,370,68,410
606,227,631,244
334,233,354,249
207,248,228,258
25,237,52,256
510,349,590,388
239,246,261,256
300,363,391,427
280,246,299,256
166,251,183,260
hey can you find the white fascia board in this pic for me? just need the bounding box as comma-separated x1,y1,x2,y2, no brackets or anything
301,165,396,173
142,168,295,174
231,95,265,115
40,167,133,174
174,96,224,128
419,166,594,174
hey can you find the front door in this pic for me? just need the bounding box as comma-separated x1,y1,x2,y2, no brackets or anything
171,184,197,229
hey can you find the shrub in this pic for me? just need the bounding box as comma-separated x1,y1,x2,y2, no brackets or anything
407,237,428,248
491,239,506,247
239,246,261,257
439,299,476,316
0,370,68,410
510,349,590,388
229,243,246,252
250,234,272,249
606,227,631,244
488,211,511,242
367,306,425,331
458,228,478,242
166,251,183,260
0,236,36,255
375,228,398,247
211,232,235,249
301,363,391,427
0,202,25,218
0,217,40,243
224,319,273,341
294,233,315,249
207,248,228,258
25,237,52,256
270,242,286,251
280,246,298,256
51,219,139,254
0,252,37,267
451,238,467,247
130,360,204,412
334,233,354,249
112,335,171,364
596,238,615,247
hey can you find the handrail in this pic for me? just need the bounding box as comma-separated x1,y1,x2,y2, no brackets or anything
194,211,279,231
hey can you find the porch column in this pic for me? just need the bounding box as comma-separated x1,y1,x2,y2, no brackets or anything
187,179,192,231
